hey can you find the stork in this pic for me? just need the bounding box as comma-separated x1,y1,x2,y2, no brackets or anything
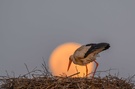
67,42,110,78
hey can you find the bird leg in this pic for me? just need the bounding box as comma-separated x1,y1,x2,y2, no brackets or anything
86,65,88,77
92,60,99,79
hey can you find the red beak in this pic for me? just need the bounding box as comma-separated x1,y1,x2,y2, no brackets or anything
67,59,72,71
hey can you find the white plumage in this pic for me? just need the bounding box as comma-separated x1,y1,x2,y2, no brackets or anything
67,43,110,78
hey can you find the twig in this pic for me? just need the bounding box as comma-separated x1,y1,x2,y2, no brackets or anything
24,63,31,78
21,67,40,77
96,68,116,73
127,74,135,83
5,70,9,78
68,72,80,77
88,68,117,77
42,57,52,76
77,83,82,89
11,71,15,78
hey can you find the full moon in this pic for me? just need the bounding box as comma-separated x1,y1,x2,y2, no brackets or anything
49,42,94,77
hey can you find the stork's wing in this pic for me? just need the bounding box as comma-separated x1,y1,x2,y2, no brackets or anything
84,43,108,58
74,45,91,59
84,43,97,58
85,43,96,46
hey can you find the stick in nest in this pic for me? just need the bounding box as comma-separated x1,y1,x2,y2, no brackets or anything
67,72,80,77
24,63,31,78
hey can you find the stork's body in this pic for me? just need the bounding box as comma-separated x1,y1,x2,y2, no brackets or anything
67,43,110,78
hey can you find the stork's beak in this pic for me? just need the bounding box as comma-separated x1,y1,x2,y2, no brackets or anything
67,59,72,71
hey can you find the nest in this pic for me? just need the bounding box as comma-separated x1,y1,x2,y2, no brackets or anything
0,74,134,89
0,61,134,89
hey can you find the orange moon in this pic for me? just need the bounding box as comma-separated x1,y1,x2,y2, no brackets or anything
49,42,94,77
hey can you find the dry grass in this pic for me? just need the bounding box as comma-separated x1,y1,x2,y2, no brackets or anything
0,60,134,89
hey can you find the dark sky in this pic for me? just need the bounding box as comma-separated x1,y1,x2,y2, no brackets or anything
0,0,135,77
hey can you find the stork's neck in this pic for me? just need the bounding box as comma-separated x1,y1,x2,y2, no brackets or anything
69,55,74,61
70,55,83,65
69,55,75,63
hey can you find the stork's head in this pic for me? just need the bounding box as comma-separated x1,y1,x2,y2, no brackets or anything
67,55,74,71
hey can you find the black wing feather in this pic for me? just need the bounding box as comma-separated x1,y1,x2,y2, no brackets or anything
84,42,110,58
84,43,97,58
